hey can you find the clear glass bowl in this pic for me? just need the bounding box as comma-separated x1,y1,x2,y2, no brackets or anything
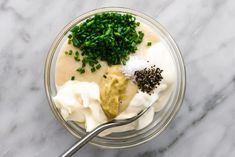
44,7,186,149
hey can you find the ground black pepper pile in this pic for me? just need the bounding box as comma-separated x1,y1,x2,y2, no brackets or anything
134,66,163,94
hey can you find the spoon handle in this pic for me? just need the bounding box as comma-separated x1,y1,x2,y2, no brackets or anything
60,103,154,157
60,124,108,157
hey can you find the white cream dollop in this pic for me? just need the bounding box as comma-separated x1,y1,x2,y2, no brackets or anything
116,84,167,129
53,81,107,132
100,83,167,136
141,42,176,85
123,42,176,112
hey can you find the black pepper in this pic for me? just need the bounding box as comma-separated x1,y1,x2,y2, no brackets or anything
134,66,163,94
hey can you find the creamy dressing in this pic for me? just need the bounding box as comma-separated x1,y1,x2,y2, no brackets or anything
54,21,176,134
55,42,137,111
55,22,160,106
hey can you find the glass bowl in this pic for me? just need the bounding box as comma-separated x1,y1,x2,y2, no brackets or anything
44,7,186,149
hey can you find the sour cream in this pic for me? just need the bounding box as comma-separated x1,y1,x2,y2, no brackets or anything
116,83,167,130
53,81,107,132
53,81,167,133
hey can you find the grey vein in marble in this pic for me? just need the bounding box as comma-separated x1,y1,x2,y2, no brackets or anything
0,0,235,157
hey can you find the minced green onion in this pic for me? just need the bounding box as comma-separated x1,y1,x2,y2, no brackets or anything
96,64,101,69
147,42,152,46
68,34,72,39
76,67,85,74
91,67,96,72
71,76,75,80
75,51,79,56
69,50,73,55
69,12,144,73
74,56,80,61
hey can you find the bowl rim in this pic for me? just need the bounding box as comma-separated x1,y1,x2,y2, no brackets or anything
44,7,186,149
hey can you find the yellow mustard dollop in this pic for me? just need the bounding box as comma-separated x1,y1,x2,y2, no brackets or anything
100,65,128,119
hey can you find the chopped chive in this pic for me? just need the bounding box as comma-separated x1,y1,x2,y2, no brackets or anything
69,50,73,55
76,67,85,74
73,51,80,61
147,42,152,46
68,13,144,73
95,64,101,69
71,76,75,80
82,61,86,67
68,34,72,39
91,67,96,72
75,51,79,56
74,56,80,61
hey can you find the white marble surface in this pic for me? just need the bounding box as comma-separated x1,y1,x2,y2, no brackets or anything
1,0,235,156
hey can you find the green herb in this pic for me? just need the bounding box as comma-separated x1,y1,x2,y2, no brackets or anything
75,51,79,56
71,76,75,80
74,56,80,61
74,51,80,61
91,67,96,72
103,74,107,78
68,34,72,39
147,42,152,46
64,51,68,55
69,13,144,73
73,51,79,61
69,50,73,55
96,64,101,69
76,67,85,74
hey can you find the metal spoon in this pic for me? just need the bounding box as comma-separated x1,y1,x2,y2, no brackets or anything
60,100,157,157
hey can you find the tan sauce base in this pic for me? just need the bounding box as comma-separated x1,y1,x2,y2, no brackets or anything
55,21,160,115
